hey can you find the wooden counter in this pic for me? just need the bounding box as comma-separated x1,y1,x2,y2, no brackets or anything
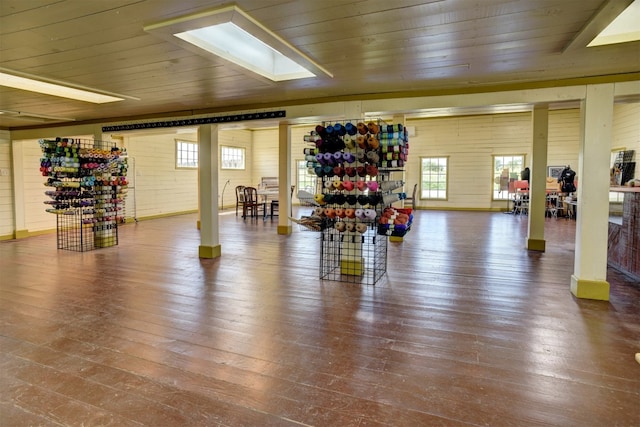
609,186,640,193
608,186,640,280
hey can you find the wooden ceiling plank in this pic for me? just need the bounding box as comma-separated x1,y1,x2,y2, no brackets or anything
0,0,145,33
1,0,637,131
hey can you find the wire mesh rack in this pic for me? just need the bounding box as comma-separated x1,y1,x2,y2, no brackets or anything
295,118,409,284
56,212,95,252
319,225,388,285
40,137,127,252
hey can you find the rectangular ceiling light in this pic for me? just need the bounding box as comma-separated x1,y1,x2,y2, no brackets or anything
588,0,640,47
0,69,130,103
175,22,315,81
0,109,75,122
144,4,332,82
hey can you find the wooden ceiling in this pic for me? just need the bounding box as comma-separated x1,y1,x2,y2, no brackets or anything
1,0,639,130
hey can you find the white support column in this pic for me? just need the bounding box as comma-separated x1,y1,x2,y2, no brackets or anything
278,121,292,235
198,124,221,258
527,104,549,251
571,84,614,300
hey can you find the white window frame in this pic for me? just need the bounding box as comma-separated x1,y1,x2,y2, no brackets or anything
610,147,625,202
221,145,246,170
420,156,448,200
176,139,198,169
492,154,525,200
296,159,317,194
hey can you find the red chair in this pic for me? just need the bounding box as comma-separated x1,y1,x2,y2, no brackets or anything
513,180,529,215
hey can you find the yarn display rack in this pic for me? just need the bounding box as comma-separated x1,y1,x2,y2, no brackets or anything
294,120,411,285
39,137,128,252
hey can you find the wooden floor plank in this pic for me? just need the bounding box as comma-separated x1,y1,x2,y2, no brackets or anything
1,210,639,426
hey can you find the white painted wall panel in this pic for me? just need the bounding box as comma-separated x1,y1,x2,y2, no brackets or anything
250,129,278,186
612,103,640,178
2,103,635,238
218,129,252,209
19,140,57,232
548,109,580,171
124,133,198,219
408,112,533,209
0,131,14,237
250,126,314,206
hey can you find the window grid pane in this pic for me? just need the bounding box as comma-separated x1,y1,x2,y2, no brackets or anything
297,160,317,194
493,154,524,200
176,140,198,168
221,146,245,170
421,157,447,199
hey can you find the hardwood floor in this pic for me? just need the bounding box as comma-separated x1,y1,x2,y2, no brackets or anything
1,210,639,426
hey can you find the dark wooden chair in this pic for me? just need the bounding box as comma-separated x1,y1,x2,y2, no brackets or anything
235,185,246,216
243,186,266,219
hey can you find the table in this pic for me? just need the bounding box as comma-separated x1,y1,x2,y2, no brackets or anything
257,188,279,217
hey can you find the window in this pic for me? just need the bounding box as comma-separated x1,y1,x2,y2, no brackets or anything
421,157,448,199
610,148,625,203
493,154,525,200
297,160,317,193
221,146,245,170
176,140,198,168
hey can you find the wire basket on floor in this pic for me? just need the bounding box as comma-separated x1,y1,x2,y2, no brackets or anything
319,225,387,285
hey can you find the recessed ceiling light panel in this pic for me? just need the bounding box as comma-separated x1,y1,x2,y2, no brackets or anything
588,0,640,47
144,4,332,82
0,109,76,122
175,22,315,81
0,69,136,103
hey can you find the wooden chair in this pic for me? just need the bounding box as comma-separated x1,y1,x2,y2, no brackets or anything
404,183,418,210
235,185,246,216
243,186,266,219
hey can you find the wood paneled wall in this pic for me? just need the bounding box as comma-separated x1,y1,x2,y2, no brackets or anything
613,103,640,154
251,129,278,187
118,128,254,215
403,109,589,209
217,129,253,210
7,134,95,236
0,104,637,237
18,139,55,232
250,125,315,206
124,133,198,219
547,109,581,169
0,130,13,238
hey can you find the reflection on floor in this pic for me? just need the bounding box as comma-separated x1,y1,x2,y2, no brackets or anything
1,210,638,426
